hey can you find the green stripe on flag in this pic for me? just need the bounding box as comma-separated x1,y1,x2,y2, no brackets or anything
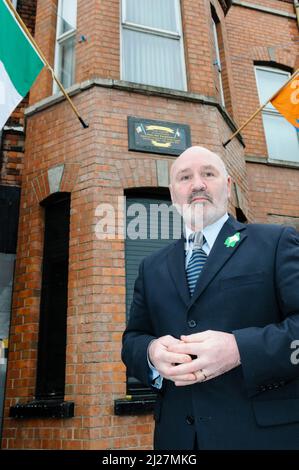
0,0,44,97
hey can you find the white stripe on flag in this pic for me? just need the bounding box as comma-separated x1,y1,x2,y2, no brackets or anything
0,60,22,129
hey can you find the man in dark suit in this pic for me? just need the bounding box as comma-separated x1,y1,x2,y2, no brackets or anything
122,146,299,449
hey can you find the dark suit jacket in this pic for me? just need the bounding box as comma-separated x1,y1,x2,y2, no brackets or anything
122,216,299,449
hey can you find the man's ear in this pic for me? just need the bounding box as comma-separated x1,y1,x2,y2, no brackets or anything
169,184,174,203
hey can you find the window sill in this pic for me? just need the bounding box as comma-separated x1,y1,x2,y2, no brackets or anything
267,158,299,169
245,155,299,169
114,395,156,416
9,400,75,419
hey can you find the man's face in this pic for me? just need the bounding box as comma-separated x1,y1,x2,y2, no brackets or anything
169,149,231,230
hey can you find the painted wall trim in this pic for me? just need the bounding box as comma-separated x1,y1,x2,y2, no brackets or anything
231,0,297,19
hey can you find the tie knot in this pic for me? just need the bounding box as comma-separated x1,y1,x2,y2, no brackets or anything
189,232,204,249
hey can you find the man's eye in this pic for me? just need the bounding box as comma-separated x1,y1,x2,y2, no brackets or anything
203,172,215,177
180,175,190,181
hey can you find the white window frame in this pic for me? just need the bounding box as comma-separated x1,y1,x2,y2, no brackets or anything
120,0,187,91
255,65,299,162
212,17,225,107
11,0,18,8
53,0,77,93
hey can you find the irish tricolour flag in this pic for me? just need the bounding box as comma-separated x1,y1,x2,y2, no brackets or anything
0,0,44,129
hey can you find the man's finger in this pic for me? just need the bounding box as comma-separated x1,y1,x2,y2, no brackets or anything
161,335,185,347
169,372,197,382
168,342,200,355
180,331,209,343
168,359,201,376
165,352,193,364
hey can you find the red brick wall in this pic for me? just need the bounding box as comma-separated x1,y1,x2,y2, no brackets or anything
76,0,120,83
247,163,299,224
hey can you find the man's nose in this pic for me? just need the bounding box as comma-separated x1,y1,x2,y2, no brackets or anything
191,175,207,191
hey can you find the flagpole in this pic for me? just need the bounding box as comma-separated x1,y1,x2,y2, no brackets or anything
5,0,89,129
223,68,299,148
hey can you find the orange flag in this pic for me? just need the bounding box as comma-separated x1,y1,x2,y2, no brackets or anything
271,73,299,131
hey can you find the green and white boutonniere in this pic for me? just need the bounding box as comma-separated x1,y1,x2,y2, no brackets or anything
224,232,240,248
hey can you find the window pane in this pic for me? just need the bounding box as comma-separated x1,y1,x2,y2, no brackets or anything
125,0,178,32
59,0,77,35
123,29,184,90
256,68,289,110
262,113,299,162
59,35,76,88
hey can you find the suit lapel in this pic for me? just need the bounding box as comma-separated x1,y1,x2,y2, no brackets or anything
188,216,248,309
167,237,190,306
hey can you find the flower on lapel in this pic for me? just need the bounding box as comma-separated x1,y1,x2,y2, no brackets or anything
224,232,240,248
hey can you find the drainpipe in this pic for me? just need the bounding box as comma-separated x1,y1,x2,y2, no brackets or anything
295,0,299,30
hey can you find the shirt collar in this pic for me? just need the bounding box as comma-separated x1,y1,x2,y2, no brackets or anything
185,213,229,252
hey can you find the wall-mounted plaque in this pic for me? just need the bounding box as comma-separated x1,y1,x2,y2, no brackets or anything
128,117,191,156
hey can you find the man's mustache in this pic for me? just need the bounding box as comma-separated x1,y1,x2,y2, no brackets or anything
188,191,213,204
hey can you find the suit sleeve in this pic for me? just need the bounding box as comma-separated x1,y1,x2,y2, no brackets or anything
233,226,299,397
121,259,157,387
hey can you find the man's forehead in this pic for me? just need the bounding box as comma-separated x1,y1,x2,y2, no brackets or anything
172,156,222,175
176,163,218,173
170,147,227,180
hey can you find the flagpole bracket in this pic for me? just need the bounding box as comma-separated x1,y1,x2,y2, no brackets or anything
223,139,231,148
79,117,89,129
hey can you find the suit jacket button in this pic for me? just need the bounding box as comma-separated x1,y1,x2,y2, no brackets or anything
186,415,195,425
188,320,197,328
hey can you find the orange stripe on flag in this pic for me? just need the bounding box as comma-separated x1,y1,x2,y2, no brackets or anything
271,74,299,129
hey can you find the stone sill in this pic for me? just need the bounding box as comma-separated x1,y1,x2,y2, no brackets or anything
246,155,299,170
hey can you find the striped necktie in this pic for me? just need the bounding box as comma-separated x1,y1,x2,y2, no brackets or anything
186,233,208,296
